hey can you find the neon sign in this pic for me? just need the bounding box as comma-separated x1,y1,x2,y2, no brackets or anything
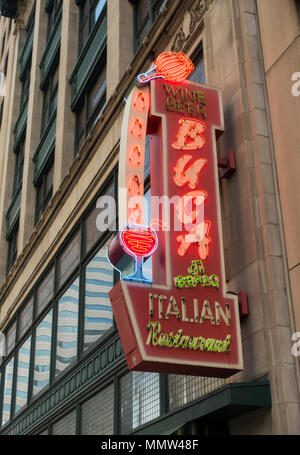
109,52,243,377
137,51,194,85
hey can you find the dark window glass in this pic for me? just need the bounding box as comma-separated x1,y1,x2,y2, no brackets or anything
188,51,205,84
57,231,80,289
35,161,54,223
15,336,31,413
41,65,59,134
0,102,3,127
36,267,54,317
134,0,166,50
7,225,19,274
79,0,106,53
55,277,79,376
47,0,62,41
33,309,52,397
20,57,31,107
81,384,114,434
13,137,25,195
84,181,114,254
75,64,106,153
83,239,114,351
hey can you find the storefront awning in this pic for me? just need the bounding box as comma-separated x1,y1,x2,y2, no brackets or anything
133,379,272,435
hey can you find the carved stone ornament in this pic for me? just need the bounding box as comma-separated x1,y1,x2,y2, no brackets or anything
189,0,213,34
171,26,186,52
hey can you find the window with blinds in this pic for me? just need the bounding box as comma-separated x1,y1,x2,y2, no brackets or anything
36,267,54,317
52,409,76,435
57,231,80,289
18,297,33,340
84,181,114,254
6,322,16,355
80,384,114,435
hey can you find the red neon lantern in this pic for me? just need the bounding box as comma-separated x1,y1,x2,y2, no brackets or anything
137,51,194,84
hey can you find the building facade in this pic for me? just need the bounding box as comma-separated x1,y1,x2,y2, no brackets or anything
0,0,299,435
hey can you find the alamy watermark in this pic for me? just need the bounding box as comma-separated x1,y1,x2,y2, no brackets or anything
291,72,300,97
291,332,300,357
96,190,206,239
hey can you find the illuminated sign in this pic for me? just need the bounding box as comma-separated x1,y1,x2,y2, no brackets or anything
109,53,243,377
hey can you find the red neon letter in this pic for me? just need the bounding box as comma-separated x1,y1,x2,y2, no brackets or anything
173,155,207,189
172,118,206,150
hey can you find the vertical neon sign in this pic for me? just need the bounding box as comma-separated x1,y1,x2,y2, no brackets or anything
110,53,243,378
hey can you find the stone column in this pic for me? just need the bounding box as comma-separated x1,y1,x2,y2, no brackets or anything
107,0,134,99
53,0,79,193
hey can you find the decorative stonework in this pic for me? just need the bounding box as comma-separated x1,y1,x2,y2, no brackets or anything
171,0,214,52
171,26,186,52
189,0,213,34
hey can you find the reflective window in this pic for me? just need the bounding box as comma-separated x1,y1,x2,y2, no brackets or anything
33,310,53,397
2,357,14,426
83,242,113,351
15,337,31,413
55,277,79,376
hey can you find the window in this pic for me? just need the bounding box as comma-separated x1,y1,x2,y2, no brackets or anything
15,337,31,413
47,0,62,41
52,409,76,435
168,375,225,411
20,55,31,107
81,384,114,434
33,310,53,397
6,322,16,356
120,371,160,434
75,64,106,153
36,266,54,317
78,0,106,53
1,357,14,426
0,102,3,127
35,160,54,223
83,239,114,351
55,277,80,376
41,65,59,134
18,297,34,340
13,136,25,195
7,224,19,274
188,49,205,84
57,231,80,290
133,0,167,51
